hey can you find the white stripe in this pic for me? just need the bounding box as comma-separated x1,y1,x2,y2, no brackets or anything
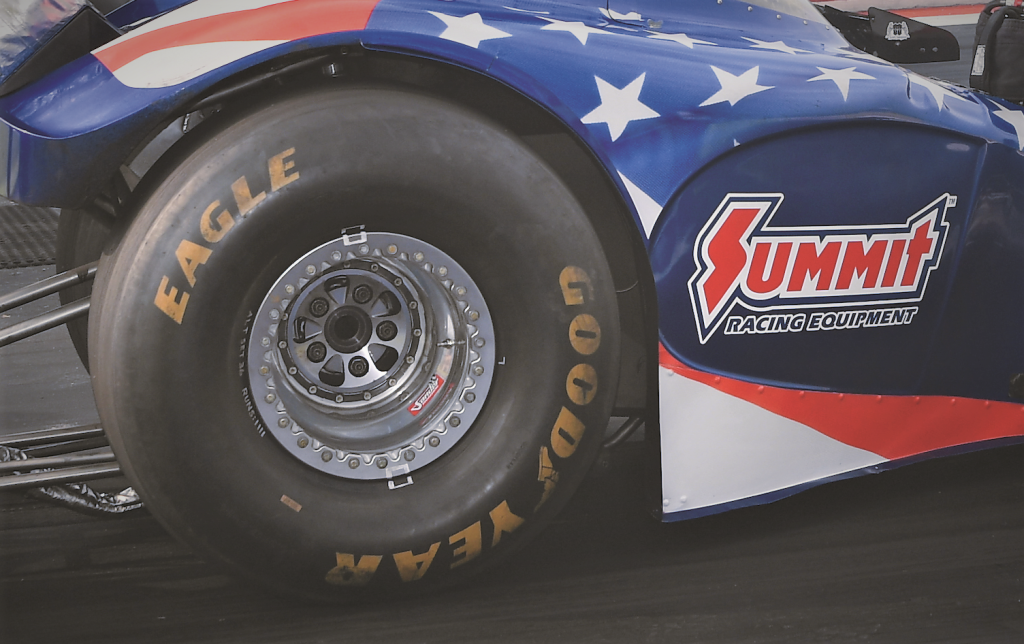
95,0,295,54
111,41,284,88
659,367,886,514
618,171,663,237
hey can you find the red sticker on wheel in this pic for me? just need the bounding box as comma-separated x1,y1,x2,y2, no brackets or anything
408,375,444,416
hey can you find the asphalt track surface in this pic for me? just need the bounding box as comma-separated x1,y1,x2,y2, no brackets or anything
1,23,1021,644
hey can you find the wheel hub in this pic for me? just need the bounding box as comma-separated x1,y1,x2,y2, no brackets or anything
246,232,495,481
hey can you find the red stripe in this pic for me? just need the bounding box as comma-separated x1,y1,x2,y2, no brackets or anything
96,0,380,72
659,345,1024,459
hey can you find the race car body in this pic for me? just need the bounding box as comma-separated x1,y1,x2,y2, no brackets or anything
0,0,1022,594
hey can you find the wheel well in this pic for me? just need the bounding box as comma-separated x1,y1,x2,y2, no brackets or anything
114,48,657,414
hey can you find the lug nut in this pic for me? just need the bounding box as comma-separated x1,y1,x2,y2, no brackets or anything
288,367,298,375
377,320,398,341
309,298,330,317
353,284,373,304
349,356,369,377
309,386,317,394
362,392,372,401
307,341,327,363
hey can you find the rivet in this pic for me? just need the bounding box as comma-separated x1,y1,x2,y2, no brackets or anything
288,367,297,375
370,263,379,272
438,266,448,277
259,366,269,375
449,416,461,428
404,451,415,462
465,392,476,403
331,251,342,262
306,265,316,275
409,301,418,310
336,395,344,403
309,386,317,394
394,277,402,286
876,395,882,402
757,385,765,393
269,309,280,320
387,244,398,254
748,6,753,11
279,341,287,349
348,458,360,469
413,329,422,337
285,284,295,295
950,398,957,406
388,378,397,386
265,393,276,403
261,337,271,347
468,310,480,321
358,244,369,255
474,337,485,348
406,355,415,364
799,391,805,398
429,436,441,447
376,457,388,469
776,14,781,19
321,451,333,462
663,499,670,507
363,392,372,400
413,252,424,262
279,417,290,428
914,396,921,404
297,437,309,448
838,393,845,400
455,286,467,297
474,366,484,376
714,376,721,383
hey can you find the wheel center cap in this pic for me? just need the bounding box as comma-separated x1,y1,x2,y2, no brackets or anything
325,306,371,353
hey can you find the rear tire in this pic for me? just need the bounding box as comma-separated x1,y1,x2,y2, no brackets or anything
90,86,619,597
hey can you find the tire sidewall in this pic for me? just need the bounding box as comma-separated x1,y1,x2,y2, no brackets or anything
91,86,619,595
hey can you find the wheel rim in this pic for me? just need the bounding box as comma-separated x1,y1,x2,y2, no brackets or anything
246,231,495,481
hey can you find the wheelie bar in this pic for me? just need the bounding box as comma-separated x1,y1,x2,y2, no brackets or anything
0,261,96,348
0,425,119,492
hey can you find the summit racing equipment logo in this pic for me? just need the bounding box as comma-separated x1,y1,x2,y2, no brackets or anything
688,192,953,343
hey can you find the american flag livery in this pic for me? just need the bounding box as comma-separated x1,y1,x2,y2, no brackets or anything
1,0,1022,520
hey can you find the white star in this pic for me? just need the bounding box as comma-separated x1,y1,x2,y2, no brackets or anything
992,104,1024,151
618,172,663,236
646,30,715,48
743,38,811,55
539,17,608,45
581,73,660,141
600,8,642,21
807,66,875,101
908,73,969,110
699,66,773,107
428,12,512,49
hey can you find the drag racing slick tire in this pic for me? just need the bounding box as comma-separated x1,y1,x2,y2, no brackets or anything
89,85,620,597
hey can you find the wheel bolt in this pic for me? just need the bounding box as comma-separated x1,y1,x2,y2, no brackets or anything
377,321,398,341
474,337,485,348
429,436,440,447
404,451,415,462
309,386,317,394
321,451,333,462
288,367,298,375
468,310,480,321
455,286,467,297
413,252,424,262
474,366,484,376
465,392,476,403
362,392,372,401
349,356,369,377
387,245,398,254
376,457,388,469
259,366,269,375
413,329,422,337
359,244,369,255
298,437,309,448
261,337,270,347
278,341,287,349
309,298,330,317
285,284,295,294
348,458,360,469
336,395,344,403
306,265,316,275
331,251,343,262
438,266,448,277
307,341,327,362
270,309,280,320
353,284,373,304
405,355,415,364
278,417,290,428
265,393,276,403
449,416,461,428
